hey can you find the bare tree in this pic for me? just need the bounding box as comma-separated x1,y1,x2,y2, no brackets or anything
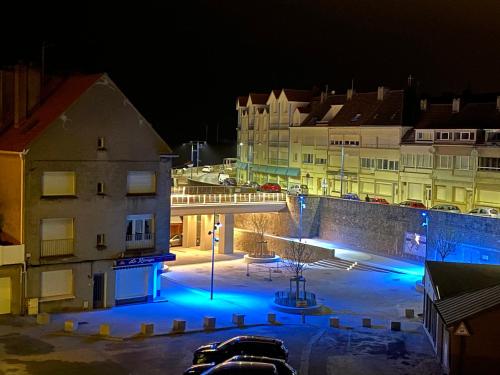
281,241,314,300
431,227,457,261
248,213,270,257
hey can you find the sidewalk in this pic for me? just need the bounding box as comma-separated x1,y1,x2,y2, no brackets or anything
169,247,246,266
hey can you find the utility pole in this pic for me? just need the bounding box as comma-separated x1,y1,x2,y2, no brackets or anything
340,143,345,196
208,217,222,300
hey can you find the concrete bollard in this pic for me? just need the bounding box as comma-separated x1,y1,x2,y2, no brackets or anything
99,324,111,337
362,318,371,328
36,312,50,325
203,316,216,331
268,313,277,324
391,321,401,331
140,323,154,336
232,314,245,327
64,320,76,333
172,319,186,333
405,309,415,319
329,317,340,328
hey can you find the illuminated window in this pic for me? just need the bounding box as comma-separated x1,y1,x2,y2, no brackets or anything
42,171,76,196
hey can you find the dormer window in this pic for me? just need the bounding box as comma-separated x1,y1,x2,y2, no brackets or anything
436,132,450,141
416,130,433,142
351,113,362,122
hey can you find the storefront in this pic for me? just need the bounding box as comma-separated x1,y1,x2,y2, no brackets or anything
114,254,175,305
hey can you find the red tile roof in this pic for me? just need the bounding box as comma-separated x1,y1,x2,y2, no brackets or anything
0,74,102,152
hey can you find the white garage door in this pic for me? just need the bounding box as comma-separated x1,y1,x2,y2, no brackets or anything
115,267,149,301
0,277,11,314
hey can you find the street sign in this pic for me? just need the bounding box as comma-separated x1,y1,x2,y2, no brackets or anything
114,253,176,267
454,321,470,336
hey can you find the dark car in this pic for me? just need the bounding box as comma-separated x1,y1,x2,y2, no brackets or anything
340,193,360,200
241,181,260,193
258,183,282,193
192,336,288,365
369,197,390,204
184,355,295,375
399,200,426,209
222,177,237,186
200,361,278,374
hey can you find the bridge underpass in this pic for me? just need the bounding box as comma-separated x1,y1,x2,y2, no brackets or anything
170,188,287,254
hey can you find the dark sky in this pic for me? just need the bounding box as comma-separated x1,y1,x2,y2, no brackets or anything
2,1,500,146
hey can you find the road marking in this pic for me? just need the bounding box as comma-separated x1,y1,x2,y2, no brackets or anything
299,328,326,375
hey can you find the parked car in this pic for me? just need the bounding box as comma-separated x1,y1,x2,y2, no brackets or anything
340,193,360,200
431,204,461,213
202,165,213,173
468,207,499,218
183,355,295,375
169,234,182,247
222,177,237,186
368,197,390,204
258,183,282,193
192,336,288,365
241,181,259,193
200,361,278,374
218,173,230,184
399,200,426,209
287,184,309,196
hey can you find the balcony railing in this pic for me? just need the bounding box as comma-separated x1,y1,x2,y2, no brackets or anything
171,192,287,206
41,239,74,257
268,158,288,166
268,141,289,148
126,233,155,250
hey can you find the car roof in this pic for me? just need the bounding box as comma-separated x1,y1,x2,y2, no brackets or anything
205,361,277,374
229,355,286,363
222,335,282,344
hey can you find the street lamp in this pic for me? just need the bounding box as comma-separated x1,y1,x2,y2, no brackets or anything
421,212,429,261
298,195,306,242
188,141,205,179
208,219,222,300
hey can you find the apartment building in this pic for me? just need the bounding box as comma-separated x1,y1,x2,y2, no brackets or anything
236,85,500,209
0,66,175,314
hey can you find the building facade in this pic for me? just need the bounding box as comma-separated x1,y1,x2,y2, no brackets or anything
0,66,175,314
236,86,500,209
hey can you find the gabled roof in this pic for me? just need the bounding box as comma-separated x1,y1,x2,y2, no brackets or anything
281,89,313,102
416,102,500,129
435,283,500,326
248,93,269,106
0,74,102,152
426,261,500,299
328,92,379,126
237,96,248,108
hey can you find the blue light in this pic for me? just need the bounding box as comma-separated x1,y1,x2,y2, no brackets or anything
421,212,427,217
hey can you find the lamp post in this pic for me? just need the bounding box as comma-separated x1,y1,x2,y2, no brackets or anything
208,218,222,300
188,140,205,178
421,212,429,261
298,195,306,242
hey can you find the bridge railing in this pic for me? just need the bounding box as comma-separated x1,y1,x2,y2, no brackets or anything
171,192,287,206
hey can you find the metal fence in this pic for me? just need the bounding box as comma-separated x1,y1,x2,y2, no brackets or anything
274,291,317,307
125,233,155,249
41,239,74,257
171,192,286,206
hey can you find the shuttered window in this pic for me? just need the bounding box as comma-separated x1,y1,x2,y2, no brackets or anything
127,171,156,194
41,218,73,240
42,172,75,196
41,270,73,298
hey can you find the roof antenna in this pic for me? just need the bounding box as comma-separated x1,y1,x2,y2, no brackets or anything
408,74,414,87
351,78,354,91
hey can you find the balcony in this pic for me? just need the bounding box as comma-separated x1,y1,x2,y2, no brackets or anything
268,141,289,148
41,239,74,257
126,233,155,250
0,243,25,265
268,158,289,166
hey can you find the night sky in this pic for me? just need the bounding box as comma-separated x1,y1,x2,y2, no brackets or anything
1,1,499,147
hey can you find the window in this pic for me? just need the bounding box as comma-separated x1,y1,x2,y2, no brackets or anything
479,157,500,171
416,154,433,168
97,182,105,195
41,218,74,257
42,171,76,196
436,185,448,200
126,214,154,249
437,155,453,169
302,154,314,164
97,234,106,247
97,137,105,150
361,158,374,169
455,156,470,170
41,269,73,298
416,131,433,141
127,171,156,194
315,157,327,165
351,113,362,122
436,132,450,141
402,154,415,167
388,160,399,170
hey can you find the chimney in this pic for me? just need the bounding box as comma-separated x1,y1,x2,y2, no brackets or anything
14,64,28,126
320,92,325,103
347,88,354,100
377,86,388,101
420,99,428,111
452,98,460,113
496,96,500,111
27,65,41,114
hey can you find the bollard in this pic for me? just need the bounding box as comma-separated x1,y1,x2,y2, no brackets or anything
405,309,415,319
203,316,216,331
329,317,340,328
140,323,154,336
36,312,50,325
64,320,76,333
172,319,186,333
391,321,401,331
362,318,371,328
232,314,245,327
99,324,111,337
268,313,277,324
